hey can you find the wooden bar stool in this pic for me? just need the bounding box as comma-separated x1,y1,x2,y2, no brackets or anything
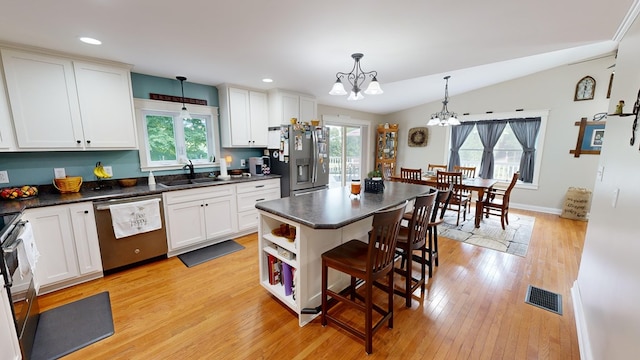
321,201,407,355
403,184,452,277
394,191,437,307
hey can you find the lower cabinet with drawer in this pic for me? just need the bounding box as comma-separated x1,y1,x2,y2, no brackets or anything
164,184,238,256
236,179,281,233
22,202,103,294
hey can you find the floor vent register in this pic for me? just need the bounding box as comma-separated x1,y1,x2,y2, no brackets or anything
525,285,563,315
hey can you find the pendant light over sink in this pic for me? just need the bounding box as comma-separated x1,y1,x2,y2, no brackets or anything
176,76,192,120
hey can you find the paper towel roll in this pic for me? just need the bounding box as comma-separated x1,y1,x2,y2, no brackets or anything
220,158,228,177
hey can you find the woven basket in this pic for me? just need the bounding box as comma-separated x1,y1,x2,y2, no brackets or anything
53,176,83,193
364,178,385,193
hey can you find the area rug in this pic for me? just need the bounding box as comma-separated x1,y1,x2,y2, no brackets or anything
438,210,535,257
178,239,245,268
31,291,114,360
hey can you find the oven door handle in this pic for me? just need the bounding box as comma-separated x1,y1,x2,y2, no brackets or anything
2,239,22,288
2,236,22,253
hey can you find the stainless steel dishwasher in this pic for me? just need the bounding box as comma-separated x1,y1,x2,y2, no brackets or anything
93,194,168,272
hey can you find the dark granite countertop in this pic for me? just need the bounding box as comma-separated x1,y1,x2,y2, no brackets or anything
0,175,281,216
255,181,434,229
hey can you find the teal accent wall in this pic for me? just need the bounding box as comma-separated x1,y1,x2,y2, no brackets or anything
130,73,219,106
0,73,263,187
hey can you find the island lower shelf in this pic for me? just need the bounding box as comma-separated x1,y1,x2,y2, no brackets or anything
257,209,373,327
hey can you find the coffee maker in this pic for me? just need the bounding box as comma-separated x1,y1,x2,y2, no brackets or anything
249,157,264,176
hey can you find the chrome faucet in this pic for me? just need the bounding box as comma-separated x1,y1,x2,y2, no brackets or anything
183,159,195,179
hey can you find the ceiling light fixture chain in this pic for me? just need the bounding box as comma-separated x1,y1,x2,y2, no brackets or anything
176,76,192,120
427,75,460,126
329,53,383,101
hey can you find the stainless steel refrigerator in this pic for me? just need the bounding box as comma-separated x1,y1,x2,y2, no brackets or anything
268,125,329,197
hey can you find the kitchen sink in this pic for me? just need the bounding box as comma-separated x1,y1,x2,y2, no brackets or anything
159,177,220,187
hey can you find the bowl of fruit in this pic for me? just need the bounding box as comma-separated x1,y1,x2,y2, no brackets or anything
0,186,39,200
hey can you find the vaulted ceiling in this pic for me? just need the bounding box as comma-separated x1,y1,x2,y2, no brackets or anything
1,1,637,114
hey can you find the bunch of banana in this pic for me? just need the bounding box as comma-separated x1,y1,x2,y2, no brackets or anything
94,162,112,179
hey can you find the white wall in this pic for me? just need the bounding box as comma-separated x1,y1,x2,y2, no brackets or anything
384,57,615,212
573,17,640,360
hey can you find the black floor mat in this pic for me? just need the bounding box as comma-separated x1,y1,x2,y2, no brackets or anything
178,239,245,268
32,291,114,360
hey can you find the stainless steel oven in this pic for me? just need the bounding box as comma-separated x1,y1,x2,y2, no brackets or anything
1,213,39,360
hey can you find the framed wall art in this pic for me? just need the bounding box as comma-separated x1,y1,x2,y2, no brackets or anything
570,117,606,157
408,127,428,147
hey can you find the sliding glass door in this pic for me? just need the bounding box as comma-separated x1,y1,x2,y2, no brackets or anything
327,124,365,188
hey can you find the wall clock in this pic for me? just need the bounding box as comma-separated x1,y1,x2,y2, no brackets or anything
574,76,596,101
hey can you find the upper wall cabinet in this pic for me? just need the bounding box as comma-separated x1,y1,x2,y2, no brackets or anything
0,48,137,150
0,61,16,151
218,84,268,148
267,89,316,127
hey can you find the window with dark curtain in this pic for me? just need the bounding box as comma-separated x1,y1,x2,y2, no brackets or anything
454,117,540,182
508,117,541,183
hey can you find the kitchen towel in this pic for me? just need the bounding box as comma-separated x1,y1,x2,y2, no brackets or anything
109,198,162,239
18,221,40,278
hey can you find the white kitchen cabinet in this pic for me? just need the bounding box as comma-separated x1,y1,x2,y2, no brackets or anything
0,48,137,150
0,64,17,151
73,61,137,149
0,276,21,360
236,178,280,232
22,202,103,293
164,184,238,255
268,89,317,126
218,84,268,147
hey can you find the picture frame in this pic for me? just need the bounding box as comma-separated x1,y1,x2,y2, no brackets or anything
590,129,604,147
408,127,428,147
570,117,605,157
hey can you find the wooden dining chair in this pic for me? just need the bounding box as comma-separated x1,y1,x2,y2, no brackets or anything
483,172,519,230
436,170,469,226
453,165,476,213
321,201,407,355
400,167,422,182
394,190,437,307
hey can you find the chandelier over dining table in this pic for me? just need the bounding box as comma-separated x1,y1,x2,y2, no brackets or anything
427,75,461,126
329,53,383,101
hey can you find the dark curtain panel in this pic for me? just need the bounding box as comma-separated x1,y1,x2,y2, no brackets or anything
448,122,475,170
509,117,541,183
476,120,507,178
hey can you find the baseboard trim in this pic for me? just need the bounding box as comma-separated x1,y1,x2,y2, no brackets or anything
510,202,561,215
571,281,593,360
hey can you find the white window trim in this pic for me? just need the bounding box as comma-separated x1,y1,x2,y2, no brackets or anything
454,109,549,190
134,98,221,172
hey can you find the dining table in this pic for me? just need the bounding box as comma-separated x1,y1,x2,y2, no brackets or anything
390,175,499,228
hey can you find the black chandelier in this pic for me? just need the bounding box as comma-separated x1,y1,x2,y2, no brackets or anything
427,75,460,126
329,53,383,101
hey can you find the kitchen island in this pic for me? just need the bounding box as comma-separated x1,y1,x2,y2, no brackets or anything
255,181,433,326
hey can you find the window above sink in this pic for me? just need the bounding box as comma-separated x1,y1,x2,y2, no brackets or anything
134,98,222,172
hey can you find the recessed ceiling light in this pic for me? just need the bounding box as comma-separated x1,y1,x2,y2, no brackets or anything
262,78,273,83
80,37,102,45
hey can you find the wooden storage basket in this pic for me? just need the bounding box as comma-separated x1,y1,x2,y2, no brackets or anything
53,176,83,193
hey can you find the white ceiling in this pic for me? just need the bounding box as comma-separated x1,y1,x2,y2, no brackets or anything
1,1,638,115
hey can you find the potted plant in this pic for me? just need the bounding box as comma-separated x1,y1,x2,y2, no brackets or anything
367,169,383,180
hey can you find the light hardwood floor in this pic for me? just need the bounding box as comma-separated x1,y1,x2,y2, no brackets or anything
38,210,585,359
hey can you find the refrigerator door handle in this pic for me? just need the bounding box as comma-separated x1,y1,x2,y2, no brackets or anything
311,128,317,183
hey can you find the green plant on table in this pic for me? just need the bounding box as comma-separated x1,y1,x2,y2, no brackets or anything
367,169,383,179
